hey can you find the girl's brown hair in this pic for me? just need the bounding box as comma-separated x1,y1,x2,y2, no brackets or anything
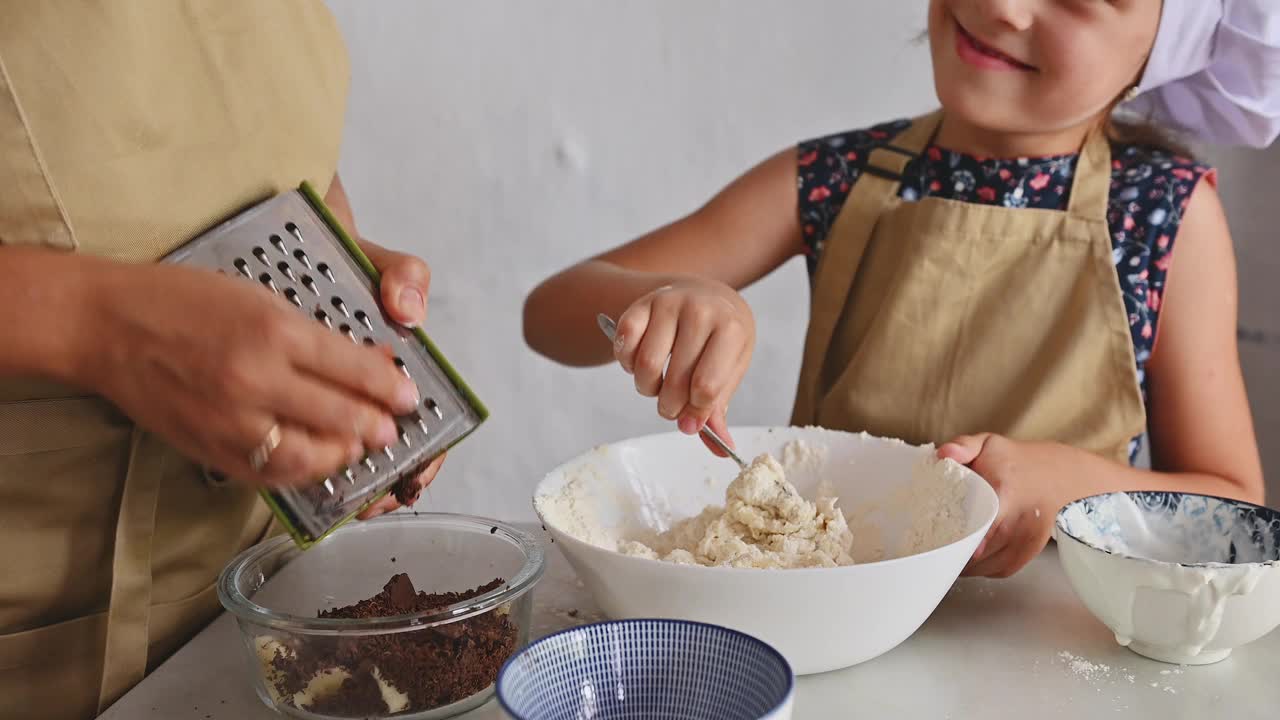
1105,103,1197,160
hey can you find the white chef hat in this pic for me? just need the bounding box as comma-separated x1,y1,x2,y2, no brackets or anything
1125,0,1280,148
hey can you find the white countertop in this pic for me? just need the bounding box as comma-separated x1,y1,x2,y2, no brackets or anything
102,526,1274,720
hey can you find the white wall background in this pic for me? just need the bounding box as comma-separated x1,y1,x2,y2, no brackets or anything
326,1,1277,520
1210,143,1280,500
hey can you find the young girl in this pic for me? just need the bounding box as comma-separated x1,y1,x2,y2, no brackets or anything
524,1,1278,578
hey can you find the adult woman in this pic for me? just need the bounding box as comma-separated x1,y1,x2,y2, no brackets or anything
0,2,438,716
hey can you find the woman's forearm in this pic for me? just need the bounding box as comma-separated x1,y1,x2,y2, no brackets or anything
0,245,100,385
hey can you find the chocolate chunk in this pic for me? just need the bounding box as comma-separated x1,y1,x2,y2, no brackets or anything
392,475,421,506
384,573,417,612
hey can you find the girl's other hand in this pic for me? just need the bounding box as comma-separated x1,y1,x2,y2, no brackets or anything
937,433,1068,578
612,279,755,456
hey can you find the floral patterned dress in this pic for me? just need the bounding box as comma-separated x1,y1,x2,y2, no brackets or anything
797,119,1213,464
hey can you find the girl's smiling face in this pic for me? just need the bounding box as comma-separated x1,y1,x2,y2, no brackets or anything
929,0,1162,140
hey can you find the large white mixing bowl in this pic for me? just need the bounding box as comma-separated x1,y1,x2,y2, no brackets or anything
533,427,998,675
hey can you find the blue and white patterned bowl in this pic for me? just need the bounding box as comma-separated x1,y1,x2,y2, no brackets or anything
1055,491,1280,665
497,620,794,720
1057,491,1280,565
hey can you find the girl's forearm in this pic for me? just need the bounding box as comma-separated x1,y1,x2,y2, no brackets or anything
523,259,687,367
1054,443,1264,508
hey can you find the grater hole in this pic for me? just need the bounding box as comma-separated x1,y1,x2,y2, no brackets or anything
276,261,296,281
314,309,332,328
293,249,311,268
339,324,357,343
317,262,335,282
259,273,277,293
286,222,303,243
301,275,319,295
283,287,302,308
393,357,411,380
252,247,269,265
362,337,377,347
354,310,373,331
331,296,349,317
233,258,252,277
425,398,443,420
269,234,287,254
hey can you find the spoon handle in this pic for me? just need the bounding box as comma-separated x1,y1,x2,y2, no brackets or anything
596,314,748,470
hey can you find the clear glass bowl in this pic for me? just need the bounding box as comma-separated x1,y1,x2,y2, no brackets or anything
218,513,545,719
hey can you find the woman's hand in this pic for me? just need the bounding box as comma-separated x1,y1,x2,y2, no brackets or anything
351,238,443,518
83,261,420,487
361,239,431,329
321,174,445,516
937,434,1070,578
613,279,755,456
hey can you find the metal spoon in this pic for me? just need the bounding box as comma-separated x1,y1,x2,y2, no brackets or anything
596,313,747,470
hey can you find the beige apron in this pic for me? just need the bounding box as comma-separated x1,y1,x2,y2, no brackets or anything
0,2,348,717
792,111,1147,464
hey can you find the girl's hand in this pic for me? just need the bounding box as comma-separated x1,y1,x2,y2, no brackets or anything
612,278,755,456
937,434,1072,578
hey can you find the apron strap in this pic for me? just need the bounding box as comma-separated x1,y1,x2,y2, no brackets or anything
1066,125,1113,221
96,428,166,714
798,111,943,413
876,110,942,159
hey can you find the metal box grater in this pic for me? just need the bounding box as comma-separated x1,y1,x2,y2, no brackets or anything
162,182,488,548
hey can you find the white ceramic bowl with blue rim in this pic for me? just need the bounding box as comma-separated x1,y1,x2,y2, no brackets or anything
533,427,998,675
497,619,794,720
1055,491,1280,665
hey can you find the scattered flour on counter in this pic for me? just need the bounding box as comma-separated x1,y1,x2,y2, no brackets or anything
1059,652,1172,695
1057,651,1111,681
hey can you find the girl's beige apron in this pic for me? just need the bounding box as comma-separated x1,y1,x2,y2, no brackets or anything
0,2,348,717
792,112,1147,464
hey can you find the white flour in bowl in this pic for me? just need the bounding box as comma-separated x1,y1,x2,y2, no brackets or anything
620,453,856,569
537,438,971,569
